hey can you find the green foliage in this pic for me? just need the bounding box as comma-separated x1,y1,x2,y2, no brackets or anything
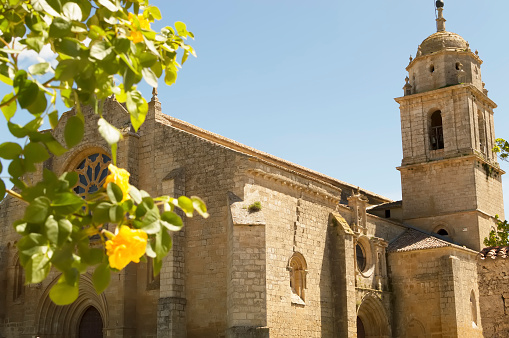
494,138,509,161
484,215,509,247
0,0,204,305
248,201,262,212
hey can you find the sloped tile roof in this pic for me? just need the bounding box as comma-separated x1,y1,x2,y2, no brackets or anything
388,228,454,253
368,200,403,211
478,246,509,260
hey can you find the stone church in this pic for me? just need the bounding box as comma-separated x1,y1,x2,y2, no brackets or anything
0,2,507,338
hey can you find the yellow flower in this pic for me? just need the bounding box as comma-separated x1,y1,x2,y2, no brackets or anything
127,12,150,44
129,30,144,43
103,164,130,201
105,226,148,270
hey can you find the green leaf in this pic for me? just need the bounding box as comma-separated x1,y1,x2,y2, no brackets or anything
146,240,156,258
92,263,111,294
57,38,81,57
32,0,61,16
16,80,39,109
106,182,123,204
25,252,51,284
82,248,104,265
176,196,194,217
126,90,148,132
25,197,51,223
24,36,44,53
1,93,17,121
155,228,172,258
64,115,84,148
90,41,113,60
44,215,59,245
49,17,71,38
109,205,124,223
52,192,84,215
49,275,79,305
27,89,48,115
17,233,46,251
28,62,51,76
8,122,28,138
129,185,142,204
147,6,162,20
164,64,177,86
57,219,72,245
97,0,119,12
63,2,82,21
98,117,121,145
0,142,22,159
24,117,44,132
139,52,158,68
142,67,158,88
55,59,80,81
49,110,59,129
92,202,113,224
60,171,79,189
175,21,188,38
8,158,25,178
24,142,50,163
191,196,209,218
153,257,163,276
141,219,161,234
160,211,183,231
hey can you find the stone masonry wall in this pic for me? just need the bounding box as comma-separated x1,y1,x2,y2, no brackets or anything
389,247,482,338
478,256,509,338
244,165,340,338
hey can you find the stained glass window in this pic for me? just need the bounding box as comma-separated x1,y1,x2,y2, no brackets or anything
73,153,111,198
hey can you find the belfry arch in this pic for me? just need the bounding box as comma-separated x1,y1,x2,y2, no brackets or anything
356,293,391,338
35,273,108,337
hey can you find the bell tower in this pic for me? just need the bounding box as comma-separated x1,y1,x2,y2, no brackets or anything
395,0,504,251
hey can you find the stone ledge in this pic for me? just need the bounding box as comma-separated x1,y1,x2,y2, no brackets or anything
226,326,270,338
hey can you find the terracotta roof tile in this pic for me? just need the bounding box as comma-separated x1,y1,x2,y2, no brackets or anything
388,228,453,253
478,246,509,260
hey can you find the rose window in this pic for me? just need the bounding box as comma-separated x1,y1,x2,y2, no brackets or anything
73,153,111,198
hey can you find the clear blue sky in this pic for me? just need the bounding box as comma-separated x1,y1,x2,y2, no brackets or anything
145,0,509,207
3,0,509,209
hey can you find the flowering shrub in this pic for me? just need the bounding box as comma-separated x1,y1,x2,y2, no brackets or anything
0,0,203,305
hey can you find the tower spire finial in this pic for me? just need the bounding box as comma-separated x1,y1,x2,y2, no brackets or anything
435,0,446,32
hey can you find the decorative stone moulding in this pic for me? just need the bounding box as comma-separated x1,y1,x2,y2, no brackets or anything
247,169,341,204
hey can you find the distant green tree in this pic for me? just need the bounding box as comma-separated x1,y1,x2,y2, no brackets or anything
484,215,509,247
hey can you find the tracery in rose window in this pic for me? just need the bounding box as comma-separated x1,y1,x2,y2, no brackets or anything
73,153,111,198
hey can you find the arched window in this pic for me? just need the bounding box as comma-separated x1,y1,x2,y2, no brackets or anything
288,252,307,302
73,153,111,198
477,111,487,154
470,290,478,327
13,257,24,301
430,110,444,150
436,229,448,236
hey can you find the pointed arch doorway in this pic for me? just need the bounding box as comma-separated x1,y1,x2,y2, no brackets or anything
357,293,391,338
78,306,104,338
